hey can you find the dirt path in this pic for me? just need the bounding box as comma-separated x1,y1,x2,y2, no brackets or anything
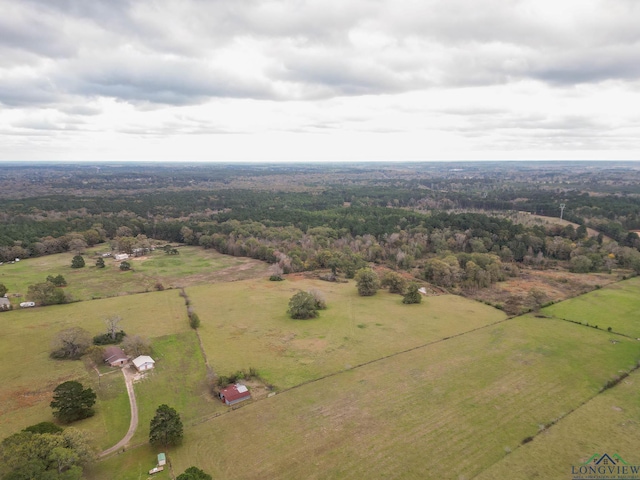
99,366,139,458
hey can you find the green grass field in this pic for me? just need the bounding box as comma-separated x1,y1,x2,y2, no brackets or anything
476,367,640,480
543,276,640,338
0,289,188,440
0,246,270,303
158,315,640,480
3,259,640,480
188,277,507,389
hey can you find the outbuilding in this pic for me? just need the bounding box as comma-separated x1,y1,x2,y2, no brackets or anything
0,297,11,311
103,346,128,367
132,355,155,372
219,384,251,406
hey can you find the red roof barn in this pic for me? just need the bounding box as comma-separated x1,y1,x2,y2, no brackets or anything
219,384,251,406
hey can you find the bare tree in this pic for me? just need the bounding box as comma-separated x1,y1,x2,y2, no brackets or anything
51,327,92,359
121,335,151,357
105,315,122,341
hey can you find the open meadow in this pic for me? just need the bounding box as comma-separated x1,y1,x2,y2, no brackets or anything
2,253,640,480
475,367,640,480
147,314,639,480
543,276,640,338
0,246,270,303
188,276,507,389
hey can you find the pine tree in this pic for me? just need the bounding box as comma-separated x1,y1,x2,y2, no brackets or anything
149,404,183,447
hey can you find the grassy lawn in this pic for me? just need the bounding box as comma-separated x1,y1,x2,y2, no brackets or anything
188,276,507,389
476,367,640,480
82,371,132,451
0,289,188,440
0,246,270,303
543,276,640,338
130,331,222,446
155,315,640,480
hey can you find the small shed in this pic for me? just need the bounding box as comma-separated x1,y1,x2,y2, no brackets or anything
132,355,155,372
103,346,128,367
0,297,11,311
157,453,166,466
219,383,251,406
114,253,129,261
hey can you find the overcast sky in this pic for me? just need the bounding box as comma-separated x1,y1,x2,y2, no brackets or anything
1,0,639,162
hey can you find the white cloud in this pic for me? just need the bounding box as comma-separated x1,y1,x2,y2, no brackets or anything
0,0,639,161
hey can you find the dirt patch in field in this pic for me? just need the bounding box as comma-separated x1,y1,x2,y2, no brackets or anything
466,267,626,312
243,379,273,400
0,386,54,416
291,338,329,353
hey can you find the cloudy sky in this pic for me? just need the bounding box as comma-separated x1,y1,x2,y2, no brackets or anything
1,0,639,162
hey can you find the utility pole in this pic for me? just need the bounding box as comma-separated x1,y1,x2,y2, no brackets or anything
560,203,566,220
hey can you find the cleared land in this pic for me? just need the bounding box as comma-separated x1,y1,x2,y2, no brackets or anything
188,276,506,389
3,257,640,480
0,289,189,441
0,246,270,303
158,315,639,480
543,276,640,338
476,367,640,480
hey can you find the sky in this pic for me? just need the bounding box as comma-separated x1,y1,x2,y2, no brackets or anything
0,0,639,162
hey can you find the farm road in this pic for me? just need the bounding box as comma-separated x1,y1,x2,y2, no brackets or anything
99,366,139,458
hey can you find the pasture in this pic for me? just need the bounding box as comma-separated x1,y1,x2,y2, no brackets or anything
2,263,640,479
188,276,507,389
0,289,189,441
476,367,640,480
156,315,639,480
543,276,640,338
0,246,269,303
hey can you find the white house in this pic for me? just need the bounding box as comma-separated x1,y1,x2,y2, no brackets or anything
132,355,155,372
114,253,129,261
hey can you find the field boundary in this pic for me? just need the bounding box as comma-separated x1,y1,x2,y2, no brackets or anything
469,360,640,479
188,314,516,427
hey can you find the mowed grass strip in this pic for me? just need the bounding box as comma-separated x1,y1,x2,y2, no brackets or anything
543,276,640,338
475,368,640,480
162,316,639,480
188,277,507,389
0,246,269,302
130,331,224,445
0,289,187,439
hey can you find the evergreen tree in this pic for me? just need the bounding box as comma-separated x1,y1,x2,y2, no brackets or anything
402,283,422,304
149,405,183,447
50,381,97,423
177,466,212,480
95,257,105,268
71,255,85,268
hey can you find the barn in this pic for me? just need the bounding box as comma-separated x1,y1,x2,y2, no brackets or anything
219,384,251,406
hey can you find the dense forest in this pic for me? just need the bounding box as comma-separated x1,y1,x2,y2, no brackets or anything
1,162,640,292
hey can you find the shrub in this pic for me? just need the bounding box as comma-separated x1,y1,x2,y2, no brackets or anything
354,268,380,296
287,291,319,319
189,313,201,329
402,283,422,304
119,261,131,271
269,274,284,281
93,330,126,345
